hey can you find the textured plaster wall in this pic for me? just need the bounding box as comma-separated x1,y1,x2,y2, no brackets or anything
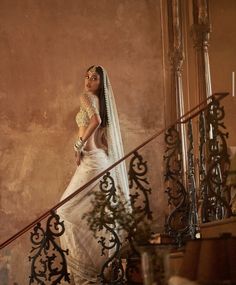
209,0,236,146
0,1,166,283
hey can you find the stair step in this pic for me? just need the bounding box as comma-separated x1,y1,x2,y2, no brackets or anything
200,216,236,238
168,250,184,277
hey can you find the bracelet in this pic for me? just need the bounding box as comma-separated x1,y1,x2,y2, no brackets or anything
74,137,84,152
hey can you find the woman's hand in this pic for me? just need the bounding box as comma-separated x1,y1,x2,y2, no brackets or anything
75,151,81,166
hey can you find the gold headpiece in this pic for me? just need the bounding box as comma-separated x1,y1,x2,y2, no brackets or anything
89,66,97,73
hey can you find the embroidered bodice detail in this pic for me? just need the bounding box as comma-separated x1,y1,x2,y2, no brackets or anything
75,92,99,127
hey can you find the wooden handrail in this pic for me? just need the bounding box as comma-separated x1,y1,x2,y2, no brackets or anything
0,92,229,250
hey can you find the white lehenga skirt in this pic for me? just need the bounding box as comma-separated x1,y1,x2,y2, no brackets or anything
57,148,110,285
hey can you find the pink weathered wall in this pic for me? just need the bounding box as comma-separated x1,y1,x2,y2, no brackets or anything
0,1,166,283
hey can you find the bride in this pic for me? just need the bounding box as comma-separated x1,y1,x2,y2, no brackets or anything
57,65,129,284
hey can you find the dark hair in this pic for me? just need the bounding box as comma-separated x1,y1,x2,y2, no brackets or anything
87,65,108,128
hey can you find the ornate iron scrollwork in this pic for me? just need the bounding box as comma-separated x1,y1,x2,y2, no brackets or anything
29,210,70,285
125,150,153,284
128,151,152,222
84,171,126,284
203,97,232,220
187,119,198,238
164,96,231,243
164,126,189,245
199,110,209,222
84,151,152,284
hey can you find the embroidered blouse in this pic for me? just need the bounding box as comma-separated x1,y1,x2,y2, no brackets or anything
75,92,99,127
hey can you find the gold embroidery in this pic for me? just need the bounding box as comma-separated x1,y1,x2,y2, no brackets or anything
75,92,99,127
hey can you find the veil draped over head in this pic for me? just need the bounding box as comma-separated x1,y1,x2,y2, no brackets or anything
100,66,130,203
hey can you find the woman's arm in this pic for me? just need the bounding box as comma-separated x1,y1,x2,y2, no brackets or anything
75,93,101,165
75,115,101,166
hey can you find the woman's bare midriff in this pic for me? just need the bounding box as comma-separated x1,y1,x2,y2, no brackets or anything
78,127,100,151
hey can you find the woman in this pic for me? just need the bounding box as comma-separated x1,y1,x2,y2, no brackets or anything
58,65,129,285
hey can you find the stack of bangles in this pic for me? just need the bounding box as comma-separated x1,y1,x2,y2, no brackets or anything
74,137,85,153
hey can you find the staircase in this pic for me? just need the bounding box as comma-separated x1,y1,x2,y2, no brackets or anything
0,93,236,285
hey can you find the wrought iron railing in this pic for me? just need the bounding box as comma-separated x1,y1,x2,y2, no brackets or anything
0,92,233,284
164,94,232,246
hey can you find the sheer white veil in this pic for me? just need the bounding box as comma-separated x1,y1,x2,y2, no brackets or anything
100,66,130,203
